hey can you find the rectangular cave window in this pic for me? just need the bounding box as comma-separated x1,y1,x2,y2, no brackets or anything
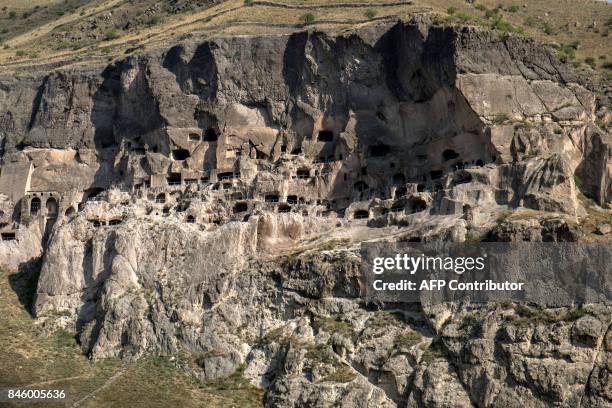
265,194,279,203
318,130,334,142
278,204,291,213
218,172,234,181
189,133,201,141
296,169,310,179
354,210,369,219
287,195,298,204
109,219,122,226
1,232,16,241
167,173,182,185
233,202,248,213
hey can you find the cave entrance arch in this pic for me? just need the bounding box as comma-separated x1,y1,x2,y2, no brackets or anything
46,197,58,218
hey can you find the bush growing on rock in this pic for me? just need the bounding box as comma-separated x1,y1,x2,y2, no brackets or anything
364,8,377,19
300,12,316,24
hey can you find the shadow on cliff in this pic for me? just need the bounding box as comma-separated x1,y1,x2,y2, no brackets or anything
88,57,169,192
9,257,42,316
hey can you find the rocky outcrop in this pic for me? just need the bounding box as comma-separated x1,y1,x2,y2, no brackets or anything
0,18,610,407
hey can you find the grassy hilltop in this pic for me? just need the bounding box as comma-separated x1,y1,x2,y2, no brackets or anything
0,0,609,81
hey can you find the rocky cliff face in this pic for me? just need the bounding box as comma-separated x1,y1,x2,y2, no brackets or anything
0,18,610,407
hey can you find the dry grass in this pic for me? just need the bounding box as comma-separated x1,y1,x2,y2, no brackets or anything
0,266,263,407
0,1,609,80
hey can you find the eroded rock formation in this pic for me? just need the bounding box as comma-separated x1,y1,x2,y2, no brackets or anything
0,18,610,407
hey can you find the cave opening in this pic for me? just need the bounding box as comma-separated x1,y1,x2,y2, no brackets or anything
189,133,201,141
218,172,234,181
395,187,407,198
85,188,104,201
167,173,181,185
234,202,248,213
392,173,405,186
155,193,166,203
287,195,298,204
65,207,75,218
1,232,16,241
408,198,427,214
442,149,460,162
369,144,391,157
30,197,41,215
296,168,310,179
172,149,190,161
354,210,369,219
453,171,473,185
204,128,218,142
264,194,279,203
187,215,195,223
318,130,334,142
278,204,291,213
46,197,58,218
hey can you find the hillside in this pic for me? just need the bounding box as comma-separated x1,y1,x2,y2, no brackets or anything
0,3,610,408
0,265,263,407
0,0,610,81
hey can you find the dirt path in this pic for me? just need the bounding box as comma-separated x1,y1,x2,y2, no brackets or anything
70,364,127,408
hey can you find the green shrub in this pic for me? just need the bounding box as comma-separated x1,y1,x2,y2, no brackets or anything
364,8,377,19
492,17,519,33
484,9,498,19
584,57,596,67
146,15,162,26
508,5,519,13
15,49,26,57
474,4,487,12
244,0,254,6
8,10,16,19
493,112,510,124
394,331,422,349
105,30,120,41
447,7,457,15
300,12,315,24
558,44,576,60
523,16,536,27
321,366,356,383
455,12,471,23
315,316,354,339
543,22,554,35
